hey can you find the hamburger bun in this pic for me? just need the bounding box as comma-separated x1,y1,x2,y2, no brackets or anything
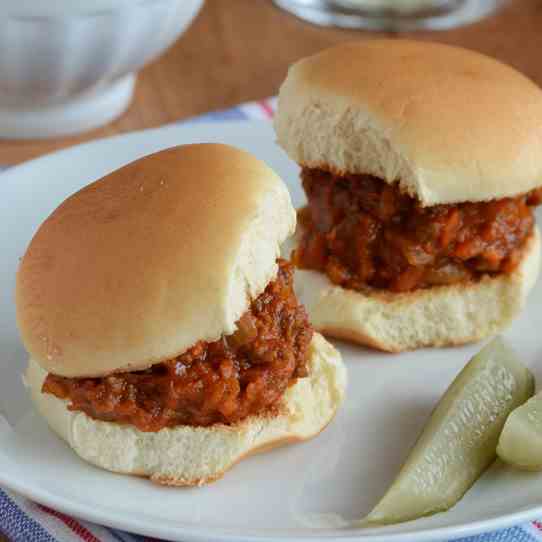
16,143,295,377
288,228,540,353
275,40,542,206
24,333,346,486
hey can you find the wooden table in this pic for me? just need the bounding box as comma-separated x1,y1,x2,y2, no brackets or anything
0,0,540,165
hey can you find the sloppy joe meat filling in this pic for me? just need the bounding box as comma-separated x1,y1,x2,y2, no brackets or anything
42,260,313,432
294,168,542,292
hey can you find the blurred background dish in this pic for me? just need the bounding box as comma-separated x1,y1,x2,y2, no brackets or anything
0,1,536,158
0,0,203,139
272,0,503,30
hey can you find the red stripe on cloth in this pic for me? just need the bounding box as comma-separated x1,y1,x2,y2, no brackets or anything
533,520,542,531
258,99,274,118
38,505,102,542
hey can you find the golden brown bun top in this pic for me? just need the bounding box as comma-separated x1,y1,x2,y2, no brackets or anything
16,144,295,377
275,39,542,206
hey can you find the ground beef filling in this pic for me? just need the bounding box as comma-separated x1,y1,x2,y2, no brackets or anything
294,168,542,293
42,260,313,432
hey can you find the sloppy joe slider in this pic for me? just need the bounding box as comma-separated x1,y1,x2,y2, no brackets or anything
275,40,542,352
16,143,346,486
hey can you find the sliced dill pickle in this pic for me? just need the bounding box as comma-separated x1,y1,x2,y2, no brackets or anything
497,392,542,470
364,337,534,526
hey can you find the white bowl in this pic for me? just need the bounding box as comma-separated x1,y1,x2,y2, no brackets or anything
0,0,204,139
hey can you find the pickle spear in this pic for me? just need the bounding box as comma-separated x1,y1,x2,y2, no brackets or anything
364,337,534,526
497,392,542,470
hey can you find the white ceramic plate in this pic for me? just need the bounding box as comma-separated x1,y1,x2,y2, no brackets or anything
2,121,542,542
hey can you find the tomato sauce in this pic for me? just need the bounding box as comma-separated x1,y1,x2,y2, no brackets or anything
294,169,542,292
43,260,313,431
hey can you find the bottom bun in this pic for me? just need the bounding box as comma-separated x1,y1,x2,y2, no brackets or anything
25,332,346,487
292,228,540,353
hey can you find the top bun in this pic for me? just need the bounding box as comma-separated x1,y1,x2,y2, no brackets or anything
275,40,542,206
16,144,295,377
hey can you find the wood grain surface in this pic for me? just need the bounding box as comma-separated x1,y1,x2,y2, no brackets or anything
0,0,540,164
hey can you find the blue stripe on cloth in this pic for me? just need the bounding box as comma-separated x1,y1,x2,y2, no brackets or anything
0,489,57,542
453,525,538,542
182,107,249,123
107,529,129,542
110,527,147,542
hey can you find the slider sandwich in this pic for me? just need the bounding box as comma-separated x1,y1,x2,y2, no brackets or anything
275,40,542,352
17,143,346,486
